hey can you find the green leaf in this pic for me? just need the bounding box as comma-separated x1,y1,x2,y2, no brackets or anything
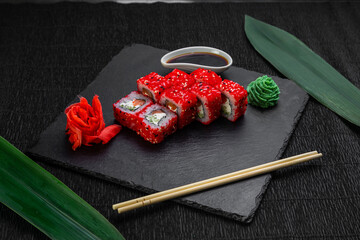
0,136,125,240
245,15,360,127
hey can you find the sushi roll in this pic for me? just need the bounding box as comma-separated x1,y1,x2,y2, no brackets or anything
215,79,248,122
189,82,222,125
159,85,197,129
113,91,153,131
137,104,178,144
190,68,222,87
165,69,195,90
137,72,172,102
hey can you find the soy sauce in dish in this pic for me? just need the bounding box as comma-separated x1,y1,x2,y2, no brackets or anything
167,52,228,67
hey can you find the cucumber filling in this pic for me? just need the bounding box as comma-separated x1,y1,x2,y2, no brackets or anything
221,98,232,116
120,99,145,111
145,110,167,126
197,102,205,119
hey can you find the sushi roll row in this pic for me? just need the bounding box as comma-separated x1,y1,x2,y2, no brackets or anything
215,79,248,121
114,68,248,144
160,85,197,129
137,72,171,102
191,69,248,122
190,82,222,125
113,91,177,144
113,91,153,131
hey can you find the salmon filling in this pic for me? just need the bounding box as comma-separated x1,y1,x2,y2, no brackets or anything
145,109,167,126
165,100,178,113
142,88,154,100
120,98,146,111
133,99,145,107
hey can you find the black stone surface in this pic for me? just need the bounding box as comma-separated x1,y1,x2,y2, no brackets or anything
29,44,308,222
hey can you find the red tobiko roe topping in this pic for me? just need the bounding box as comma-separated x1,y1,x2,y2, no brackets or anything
165,69,195,89
137,72,172,102
137,72,163,89
65,95,122,151
190,68,222,87
215,79,248,101
165,69,188,81
162,85,198,110
190,82,222,124
190,82,222,100
215,79,248,122
138,72,163,83
160,85,197,129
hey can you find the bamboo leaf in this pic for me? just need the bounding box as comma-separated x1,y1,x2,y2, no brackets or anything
0,136,125,240
245,15,360,126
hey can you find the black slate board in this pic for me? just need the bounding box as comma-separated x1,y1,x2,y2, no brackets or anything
29,44,308,222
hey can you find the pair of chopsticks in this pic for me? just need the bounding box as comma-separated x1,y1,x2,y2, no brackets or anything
112,151,322,213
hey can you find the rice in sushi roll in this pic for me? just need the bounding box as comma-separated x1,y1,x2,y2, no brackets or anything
165,69,195,90
215,79,248,122
190,68,222,87
189,82,222,125
159,85,197,129
113,91,153,131
137,72,172,102
137,104,178,144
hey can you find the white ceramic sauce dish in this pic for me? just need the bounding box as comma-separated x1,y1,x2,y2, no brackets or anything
161,46,233,73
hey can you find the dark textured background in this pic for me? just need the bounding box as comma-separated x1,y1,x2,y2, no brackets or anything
1,2,360,239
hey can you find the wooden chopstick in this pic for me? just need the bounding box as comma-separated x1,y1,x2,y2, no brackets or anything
112,151,318,210
113,151,322,213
